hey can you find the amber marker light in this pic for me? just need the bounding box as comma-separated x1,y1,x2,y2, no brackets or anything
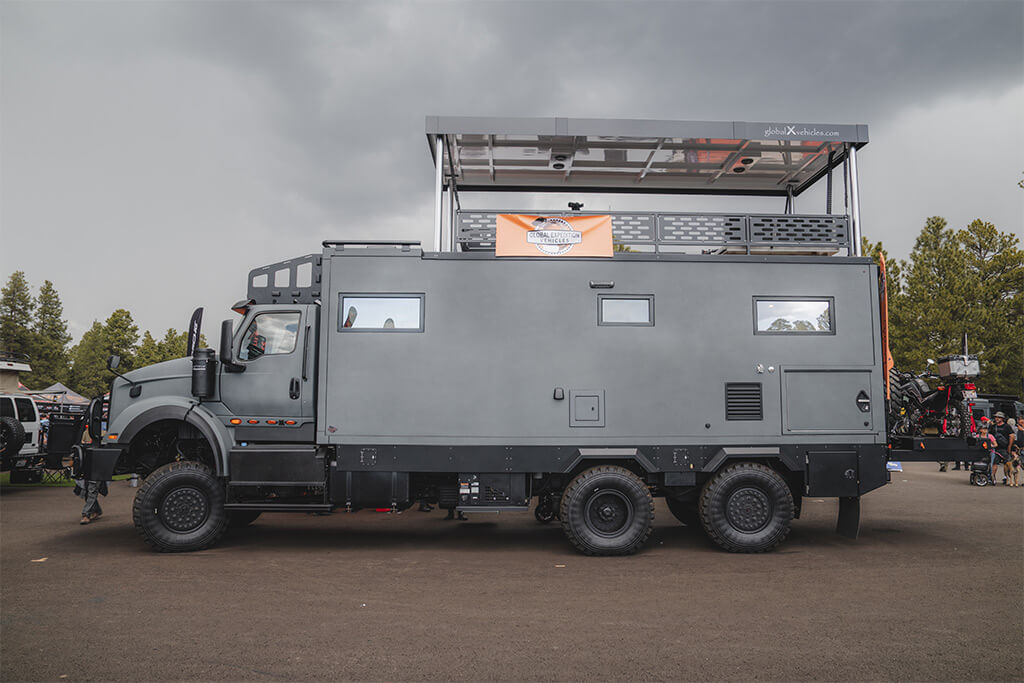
107,434,118,441
229,419,242,425
284,420,296,425
247,419,259,424
266,420,278,425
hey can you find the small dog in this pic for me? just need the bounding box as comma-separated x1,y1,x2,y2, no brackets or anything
1005,448,1021,487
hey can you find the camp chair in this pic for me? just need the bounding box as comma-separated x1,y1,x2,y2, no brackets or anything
41,412,84,483
40,449,72,483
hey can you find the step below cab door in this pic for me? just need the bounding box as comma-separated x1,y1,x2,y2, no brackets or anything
220,304,317,433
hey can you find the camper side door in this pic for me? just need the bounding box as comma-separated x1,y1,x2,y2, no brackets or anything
219,304,317,425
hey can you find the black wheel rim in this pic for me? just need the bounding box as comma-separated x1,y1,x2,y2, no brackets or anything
725,486,772,533
158,486,210,532
583,489,634,537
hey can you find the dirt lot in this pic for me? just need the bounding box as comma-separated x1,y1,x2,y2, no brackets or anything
2,463,1022,682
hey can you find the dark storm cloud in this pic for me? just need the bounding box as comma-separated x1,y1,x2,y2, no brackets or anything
142,0,1023,226
1,1,1021,340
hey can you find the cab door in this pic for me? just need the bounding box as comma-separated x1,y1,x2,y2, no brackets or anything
219,304,317,423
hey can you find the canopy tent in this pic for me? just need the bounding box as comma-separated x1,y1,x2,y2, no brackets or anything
28,383,90,409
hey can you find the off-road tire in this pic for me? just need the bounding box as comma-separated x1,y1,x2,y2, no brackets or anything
132,461,228,552
559,465,654,556
699,462,794,553
664,496,701,527
228,510,262,527
0,416,26,459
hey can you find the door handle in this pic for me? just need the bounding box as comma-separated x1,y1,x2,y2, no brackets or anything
289,378,300,400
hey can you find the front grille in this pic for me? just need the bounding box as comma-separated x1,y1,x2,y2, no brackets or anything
726,383,763,420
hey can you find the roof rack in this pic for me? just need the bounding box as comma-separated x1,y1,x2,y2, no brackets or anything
426,116,867,256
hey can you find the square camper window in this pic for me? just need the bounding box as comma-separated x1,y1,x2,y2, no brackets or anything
754,298,834,334
339,294,424,332
238,312,301,361
599,295,654,326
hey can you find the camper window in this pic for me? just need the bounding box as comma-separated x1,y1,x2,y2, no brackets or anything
598,295,654,326
754,298,834,334
339,294,424,332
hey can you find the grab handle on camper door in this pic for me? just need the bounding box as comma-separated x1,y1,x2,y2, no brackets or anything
289,378,300,400
302,325,310,381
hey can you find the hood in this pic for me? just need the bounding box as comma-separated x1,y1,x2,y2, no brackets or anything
122,357,192,384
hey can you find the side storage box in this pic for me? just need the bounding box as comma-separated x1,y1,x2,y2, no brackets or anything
329,467,410,509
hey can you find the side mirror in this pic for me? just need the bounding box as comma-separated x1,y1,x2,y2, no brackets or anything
107,355,121,371
220,319,245,373
87,397,104,442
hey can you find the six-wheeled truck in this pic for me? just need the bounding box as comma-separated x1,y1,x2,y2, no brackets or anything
73,116,988,555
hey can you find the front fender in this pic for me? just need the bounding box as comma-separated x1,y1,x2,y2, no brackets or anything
109,398,231,476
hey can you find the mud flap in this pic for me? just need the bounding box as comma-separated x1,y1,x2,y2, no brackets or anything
836,496,860,539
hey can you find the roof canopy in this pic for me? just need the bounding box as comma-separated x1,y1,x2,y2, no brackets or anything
427,116,868,197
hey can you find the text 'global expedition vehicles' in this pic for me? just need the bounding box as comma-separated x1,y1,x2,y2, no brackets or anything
76,116,975,555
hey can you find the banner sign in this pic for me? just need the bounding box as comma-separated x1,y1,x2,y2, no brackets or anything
186,307,204,357
496,214,613,257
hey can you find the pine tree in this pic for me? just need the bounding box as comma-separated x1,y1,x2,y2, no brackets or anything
0,271,36,358
888,217,968,375
68,321,110,398
954,220,1023,395
104,309,139,370
135,331,163,368
25,280,72,388
158,328,188,360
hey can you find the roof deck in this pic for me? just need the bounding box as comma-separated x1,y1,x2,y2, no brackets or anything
426,116,867,256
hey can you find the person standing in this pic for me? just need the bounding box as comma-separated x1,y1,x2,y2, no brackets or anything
991,412,1016,486
74,478,107,524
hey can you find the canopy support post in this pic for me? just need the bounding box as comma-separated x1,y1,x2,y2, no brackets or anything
849,145,863,256
433,135,444,253
825,150,834,215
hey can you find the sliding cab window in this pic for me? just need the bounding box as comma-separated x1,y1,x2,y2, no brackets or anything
599,295,654,326
238,312,301,361
339,294,424,332
754,297,834,334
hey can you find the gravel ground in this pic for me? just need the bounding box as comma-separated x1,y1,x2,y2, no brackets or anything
2,462,1022,682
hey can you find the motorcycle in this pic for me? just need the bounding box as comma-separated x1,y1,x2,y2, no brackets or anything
888,360,976,438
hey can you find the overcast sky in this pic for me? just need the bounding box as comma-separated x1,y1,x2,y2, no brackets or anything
2,0,1022,344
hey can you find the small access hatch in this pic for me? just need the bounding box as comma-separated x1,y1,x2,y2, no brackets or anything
570,390,605,427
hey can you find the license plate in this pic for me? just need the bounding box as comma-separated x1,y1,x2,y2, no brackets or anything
15,459,26,468
963,389,977,399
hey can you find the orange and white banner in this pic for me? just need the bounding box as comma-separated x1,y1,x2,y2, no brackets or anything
496,214,613,257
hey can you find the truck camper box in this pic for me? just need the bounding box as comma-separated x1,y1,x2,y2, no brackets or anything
81,116,969,556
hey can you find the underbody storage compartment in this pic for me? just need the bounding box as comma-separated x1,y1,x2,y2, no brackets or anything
329,467,410,508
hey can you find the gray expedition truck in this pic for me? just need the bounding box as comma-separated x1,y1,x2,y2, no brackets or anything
77,116,902,555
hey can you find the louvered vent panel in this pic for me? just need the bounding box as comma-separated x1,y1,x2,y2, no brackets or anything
725,383,763,421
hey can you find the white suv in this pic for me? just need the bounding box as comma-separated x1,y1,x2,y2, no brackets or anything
1,393,41,471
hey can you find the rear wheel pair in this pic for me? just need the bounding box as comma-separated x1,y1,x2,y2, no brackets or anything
665,462,794,553
558,462,793,555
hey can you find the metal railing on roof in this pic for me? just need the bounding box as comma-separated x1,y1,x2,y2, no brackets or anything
456,210,850,254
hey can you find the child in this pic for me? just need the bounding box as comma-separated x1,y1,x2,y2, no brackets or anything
979,425,1001,488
